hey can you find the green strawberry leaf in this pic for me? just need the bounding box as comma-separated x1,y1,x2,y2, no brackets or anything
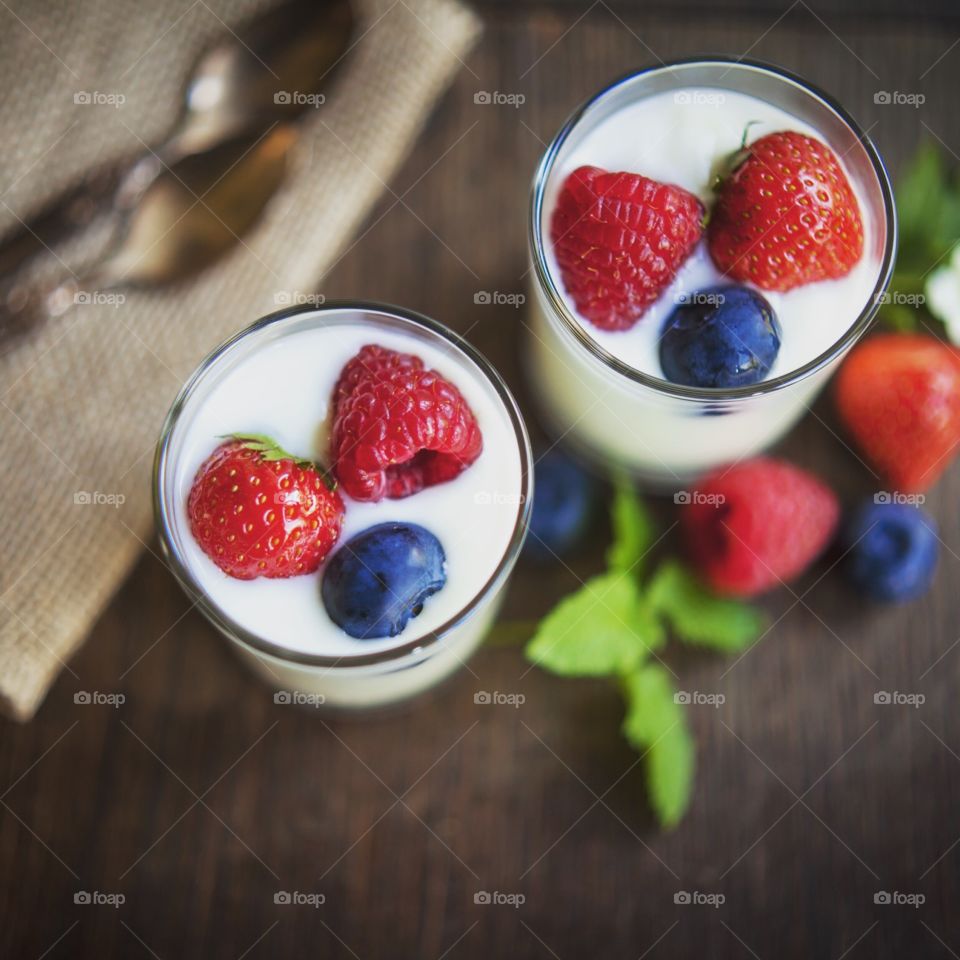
621,664,694,827
525,571,654,676
647,560,765,652
223,434,336,490
606,475,656,575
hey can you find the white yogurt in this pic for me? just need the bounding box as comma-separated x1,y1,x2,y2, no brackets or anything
156,307,528,707
541,88,878,381
527,77,889,487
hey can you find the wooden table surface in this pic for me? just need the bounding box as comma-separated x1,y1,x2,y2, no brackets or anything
4,4,960,958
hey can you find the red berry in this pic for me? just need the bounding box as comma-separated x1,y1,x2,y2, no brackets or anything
550,165,704,331
682,457,839,597
707,131,864,291
835,334,960,493
188,436,344,580
331,344,483,502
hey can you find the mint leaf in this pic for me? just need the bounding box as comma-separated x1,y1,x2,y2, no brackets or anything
606,476,655,574
647,560,765,652
621,664,681,747
621,664,694,827
897,141,946,257
526,571,653,676
646,724,695,828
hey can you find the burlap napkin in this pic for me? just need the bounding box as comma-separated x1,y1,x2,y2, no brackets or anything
0,0,481,721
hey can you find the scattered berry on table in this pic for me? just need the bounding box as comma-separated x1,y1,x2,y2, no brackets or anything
681,457,839,597
843,500,938,603
834,333,960,493
525,450,596,559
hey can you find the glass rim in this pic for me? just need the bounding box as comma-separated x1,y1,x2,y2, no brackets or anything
153,300,533,671
528,55,899,403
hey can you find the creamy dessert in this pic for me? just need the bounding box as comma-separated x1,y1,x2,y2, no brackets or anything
155,305,531,708
527,61,894,487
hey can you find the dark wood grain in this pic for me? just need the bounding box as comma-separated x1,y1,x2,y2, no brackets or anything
3,4,960,958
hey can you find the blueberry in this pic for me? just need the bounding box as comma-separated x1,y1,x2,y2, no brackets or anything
321,523,447,639
525,450,596,559
843,501,938,603
659,285,782,388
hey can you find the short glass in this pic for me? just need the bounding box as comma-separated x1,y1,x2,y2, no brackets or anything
527,57,897,489
154,302,532,710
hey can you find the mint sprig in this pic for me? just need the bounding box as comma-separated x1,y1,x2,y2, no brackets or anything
879,141,960,333
524,478,765,828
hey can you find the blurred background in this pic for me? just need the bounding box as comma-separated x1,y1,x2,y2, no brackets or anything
1,0,959,957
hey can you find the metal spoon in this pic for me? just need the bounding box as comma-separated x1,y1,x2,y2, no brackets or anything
1,124,297,344
0,0,353,279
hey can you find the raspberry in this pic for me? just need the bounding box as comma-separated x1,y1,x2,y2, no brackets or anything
331,344,483,501
681,457,839,597
550,165,704,331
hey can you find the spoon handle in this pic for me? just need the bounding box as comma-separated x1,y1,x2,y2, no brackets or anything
0,159,130,279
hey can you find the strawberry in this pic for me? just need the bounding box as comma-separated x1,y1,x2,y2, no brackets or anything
188,435,344,580
707,131,864,291
682,457,839,597
550,165,704,331
834,334,960,492
331,344,483,502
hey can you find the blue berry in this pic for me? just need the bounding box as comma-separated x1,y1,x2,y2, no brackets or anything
843,501,938,603
526,450,595,559
321,523,447,639
659,285,781,388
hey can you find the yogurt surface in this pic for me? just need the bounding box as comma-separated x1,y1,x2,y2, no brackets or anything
170,315,524,658
541,87,881,381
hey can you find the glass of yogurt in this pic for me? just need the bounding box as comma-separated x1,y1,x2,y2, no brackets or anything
527,57,897,489
154,303,532,710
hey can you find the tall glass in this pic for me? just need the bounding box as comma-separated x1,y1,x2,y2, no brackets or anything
154,303,532,709
527,58,896,489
